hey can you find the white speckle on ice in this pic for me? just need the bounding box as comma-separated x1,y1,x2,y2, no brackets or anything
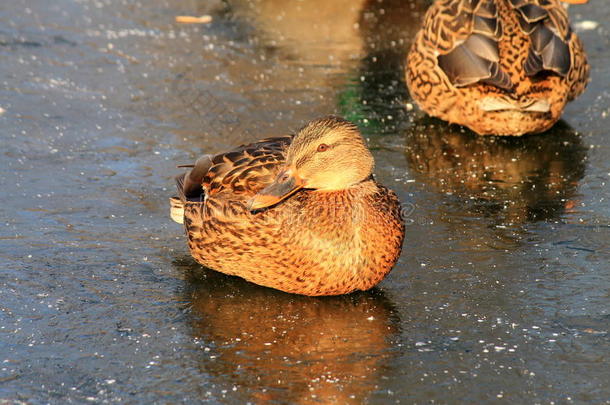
573,20,599,31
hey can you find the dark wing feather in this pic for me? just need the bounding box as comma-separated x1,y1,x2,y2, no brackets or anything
483,62,513,90
438,33,512,90
516,4,547,23
465,34,500,61
476,0,497,18
438,42,494,87
429,0,575,90
530,24,554,50
509,0,527,7
473,15,501,37
179,155,213,200
539,33,570,75
524,48,544,76
512,0,572,77
430,0,513,91
177,136,293,202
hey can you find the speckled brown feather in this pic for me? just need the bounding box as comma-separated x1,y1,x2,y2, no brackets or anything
406,0,589,136
171,129,405,296
202,136,292,197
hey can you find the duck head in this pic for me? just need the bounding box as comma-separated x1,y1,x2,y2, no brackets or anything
249,116,374,211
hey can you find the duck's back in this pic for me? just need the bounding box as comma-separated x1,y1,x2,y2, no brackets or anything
178,135,292,202
406,0,589,135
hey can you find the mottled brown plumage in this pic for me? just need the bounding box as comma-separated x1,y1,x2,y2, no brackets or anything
170,116,405,296
406,0,590,136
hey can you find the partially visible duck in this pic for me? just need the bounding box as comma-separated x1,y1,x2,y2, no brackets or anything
170,116,405,296
406,0,590,136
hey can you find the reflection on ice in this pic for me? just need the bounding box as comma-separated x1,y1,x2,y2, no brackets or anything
405,119,587,224
181,262,398,404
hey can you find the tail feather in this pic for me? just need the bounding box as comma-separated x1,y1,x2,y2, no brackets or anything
171,154,214,224
182,154,213,199
169,196,184,224
478,96,550,112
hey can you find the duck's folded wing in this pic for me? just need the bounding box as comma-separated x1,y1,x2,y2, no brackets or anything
423,0,512,90
425,0,575,89
517,0,572,77
176,135,293,202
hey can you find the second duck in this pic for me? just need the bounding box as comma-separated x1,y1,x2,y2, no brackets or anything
406,0,590,136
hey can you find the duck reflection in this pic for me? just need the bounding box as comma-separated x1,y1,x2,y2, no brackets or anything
225,0,427,82
227,0,368,66
170,0,428,146
404,119,587,223
180,261,399,404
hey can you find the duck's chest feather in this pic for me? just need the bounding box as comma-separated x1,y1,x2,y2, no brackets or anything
183,180,405,296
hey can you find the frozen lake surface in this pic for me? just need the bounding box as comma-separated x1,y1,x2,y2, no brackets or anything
1,0,609,403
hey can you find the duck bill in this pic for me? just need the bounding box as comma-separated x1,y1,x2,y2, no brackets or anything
249,168,304,211
560,0,588,3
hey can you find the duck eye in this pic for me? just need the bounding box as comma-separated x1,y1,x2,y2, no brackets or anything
317,143,329,152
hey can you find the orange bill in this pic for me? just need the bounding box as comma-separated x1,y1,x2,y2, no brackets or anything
248,168,304,211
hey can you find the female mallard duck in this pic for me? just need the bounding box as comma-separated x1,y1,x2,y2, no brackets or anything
406,0,590,136
170,116,405,296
